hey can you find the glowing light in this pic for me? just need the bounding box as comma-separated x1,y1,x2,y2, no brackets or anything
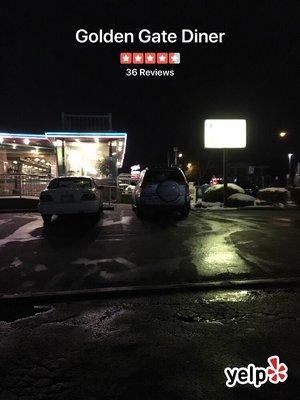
178,153,183,158
24,138,30,145
45,131,127,139
288,153,293,160
279,131,287,138
187,163,192,168
12,144,17,149
53,140,62,147
13,160,18,164
131,164,141,171
66,142,99,176
84,165,97,175
0,137,4,144
203,290,252,303
204,119,246,148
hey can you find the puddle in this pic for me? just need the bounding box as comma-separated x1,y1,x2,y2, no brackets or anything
0,304,53,322
202,290,254,303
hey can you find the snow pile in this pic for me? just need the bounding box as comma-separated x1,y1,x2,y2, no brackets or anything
257,187,288,204
227,193,255,207
195,200,223,209
202,183,244,203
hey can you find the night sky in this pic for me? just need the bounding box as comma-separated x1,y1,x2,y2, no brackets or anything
0,0,299,176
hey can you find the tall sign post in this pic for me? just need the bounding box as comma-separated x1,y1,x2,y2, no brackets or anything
204,119,246,206
173,147,178,165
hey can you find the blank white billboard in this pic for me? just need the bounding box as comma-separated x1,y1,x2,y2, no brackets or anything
204,119,246,148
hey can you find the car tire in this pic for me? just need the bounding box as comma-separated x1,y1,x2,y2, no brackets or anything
42,214,52,224
180,206,190,218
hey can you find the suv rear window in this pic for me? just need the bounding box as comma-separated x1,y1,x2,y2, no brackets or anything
144,169,186,183
48,178,92,189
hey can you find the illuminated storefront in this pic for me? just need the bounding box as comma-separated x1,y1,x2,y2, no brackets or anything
0,131,127,195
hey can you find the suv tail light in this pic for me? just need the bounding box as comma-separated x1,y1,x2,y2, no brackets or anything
81,192,96,201
40,193,53,202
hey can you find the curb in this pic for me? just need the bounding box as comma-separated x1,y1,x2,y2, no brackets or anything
0,205,115,213
0,209,38,213
0,277,299,305
192,206,299,212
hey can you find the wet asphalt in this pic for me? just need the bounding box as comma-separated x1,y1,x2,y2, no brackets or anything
0,205,299,294
0,289,299,399
0,206,299,399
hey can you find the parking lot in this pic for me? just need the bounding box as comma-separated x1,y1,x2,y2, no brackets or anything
0,205,299,295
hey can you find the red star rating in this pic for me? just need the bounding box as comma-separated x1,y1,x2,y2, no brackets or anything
156,53,168,64
169,52,180,64
120,52,132,64
132,53,144,64
120,52,180,64
145,53,156,64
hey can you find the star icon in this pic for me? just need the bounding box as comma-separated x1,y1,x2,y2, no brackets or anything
133,52,144,64
145,53,156,64
120,52,132,64
169,52,180,64
157,53,168,64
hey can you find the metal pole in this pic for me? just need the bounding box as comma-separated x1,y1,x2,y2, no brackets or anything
108,113,112,130
288,155,292,186
174,148,178,165
62,140,66,175
223,148,228,206
19,174,22,199
167,151,170,167
61,112,65,130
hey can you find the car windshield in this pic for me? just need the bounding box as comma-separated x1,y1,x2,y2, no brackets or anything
49,178,92,189
144,169,185,183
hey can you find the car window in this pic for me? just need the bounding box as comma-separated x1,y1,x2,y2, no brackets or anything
48,178,92,189
144,169,185,183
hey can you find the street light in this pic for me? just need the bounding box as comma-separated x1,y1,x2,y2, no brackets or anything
172,148,183,165
279,131,287,138
187,163,192,169
278,131,300,140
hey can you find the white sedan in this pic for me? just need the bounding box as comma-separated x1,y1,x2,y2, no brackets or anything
38,176,103,224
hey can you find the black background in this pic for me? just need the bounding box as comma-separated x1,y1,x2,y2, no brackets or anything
0,0,299,175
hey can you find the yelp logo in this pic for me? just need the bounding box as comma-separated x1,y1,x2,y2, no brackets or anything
224,356,288,388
